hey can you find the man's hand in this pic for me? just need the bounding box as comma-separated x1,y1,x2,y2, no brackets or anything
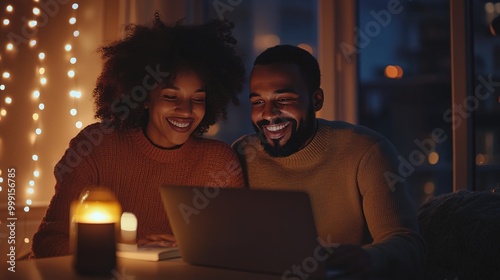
137,234,177,247
326,244,373,278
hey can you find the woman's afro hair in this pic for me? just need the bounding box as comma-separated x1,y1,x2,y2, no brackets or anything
93,13,245,135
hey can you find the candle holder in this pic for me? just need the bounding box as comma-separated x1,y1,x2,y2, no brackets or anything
70,186,122,276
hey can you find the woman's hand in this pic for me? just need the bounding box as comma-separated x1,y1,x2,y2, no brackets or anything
137,234,177,248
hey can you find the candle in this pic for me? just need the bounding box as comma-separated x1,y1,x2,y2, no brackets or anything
71,187,122,276
118,212,138,251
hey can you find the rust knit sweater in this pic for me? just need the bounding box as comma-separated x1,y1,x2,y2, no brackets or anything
32,122,244,258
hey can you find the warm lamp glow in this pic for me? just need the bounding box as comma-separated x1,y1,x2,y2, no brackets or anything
297,43,313,54
32,154,38,161
384,65,403,79
28,20,37,27
3,19,9,26
5,97,12,104
29,40,37,47
38,103,45,110
0,84,5,90
428,152,439,165
65,44,72,51
29,180,35,186
40,77,47,85
69,17,76,24
32,113,39,120
2,72,10,78
26,199,33,205
83,211,114,224
72,3,79,9
39,52,45,60
1,109,7,117
33,170,40,177
33,7,41,15
70,108,77,116
70,57,77,64
6,5,13,12
68,70,75,78
35,128,42,135
73,30,80,37
28,188,34,194
76,121,83,129
38,68,45,74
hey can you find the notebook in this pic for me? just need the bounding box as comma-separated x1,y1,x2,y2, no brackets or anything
116,244,180,261
160,186,328,278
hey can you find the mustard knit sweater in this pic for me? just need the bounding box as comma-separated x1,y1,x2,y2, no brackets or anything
232,119,426,276
32,122,244,258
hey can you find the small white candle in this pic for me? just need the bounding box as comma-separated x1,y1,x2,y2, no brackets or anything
120,212,137,244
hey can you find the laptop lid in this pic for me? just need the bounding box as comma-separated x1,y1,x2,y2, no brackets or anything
160,186,328,278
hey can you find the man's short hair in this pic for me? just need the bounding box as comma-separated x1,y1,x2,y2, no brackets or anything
254,45,320,94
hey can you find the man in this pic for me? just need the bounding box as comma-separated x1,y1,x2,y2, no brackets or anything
232,45,425,278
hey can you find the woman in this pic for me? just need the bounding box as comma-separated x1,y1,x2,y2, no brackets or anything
31,15,246,258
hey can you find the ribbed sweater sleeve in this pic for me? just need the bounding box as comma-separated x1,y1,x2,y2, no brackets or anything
32,123,244,258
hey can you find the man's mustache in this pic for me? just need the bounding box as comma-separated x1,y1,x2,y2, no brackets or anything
256,117,294,130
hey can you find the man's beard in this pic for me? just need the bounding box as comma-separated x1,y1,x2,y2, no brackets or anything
253,109,316,157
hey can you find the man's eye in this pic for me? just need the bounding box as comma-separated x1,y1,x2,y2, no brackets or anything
251,100,264,106
277,98,293,103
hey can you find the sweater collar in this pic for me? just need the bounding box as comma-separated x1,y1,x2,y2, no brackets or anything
129,127,195,163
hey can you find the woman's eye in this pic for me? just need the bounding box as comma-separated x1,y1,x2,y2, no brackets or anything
162,95,177,101
192,98,205,104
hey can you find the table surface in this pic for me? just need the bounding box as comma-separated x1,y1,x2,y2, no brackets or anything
4,255,286,280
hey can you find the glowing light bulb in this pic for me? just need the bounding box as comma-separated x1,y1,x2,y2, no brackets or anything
32,113,39,120
6,43,14,51
33,91,40,98
33,170,40,177
72,3,79,9
39,52,45,60
33,7,40,15
29,40,37,47
0,84,5,90
65,44,72,51
24,238,30,244
3,19,9,26
26,199,32,205
0,109,6,117
28,20,37,27
40,77,47,85
6,5,13,12
32,154,38,161
38,68,45,75
38,103,45,110
69,17,76,24
35,128,42,135
70,57,77,64
5,97,12,104
24,206,30,212
68,70,75,78
28,188,34,194
76,121,83,129
29,180,35,187
70,108,77,116
2,72,10,78
73,30,79,37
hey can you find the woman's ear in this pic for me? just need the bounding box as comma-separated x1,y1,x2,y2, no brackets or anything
312,88,324,112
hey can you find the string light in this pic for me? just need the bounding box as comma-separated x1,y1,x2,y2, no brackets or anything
0,1,83,244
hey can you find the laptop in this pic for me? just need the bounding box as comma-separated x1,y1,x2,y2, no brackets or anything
159,185,328,278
